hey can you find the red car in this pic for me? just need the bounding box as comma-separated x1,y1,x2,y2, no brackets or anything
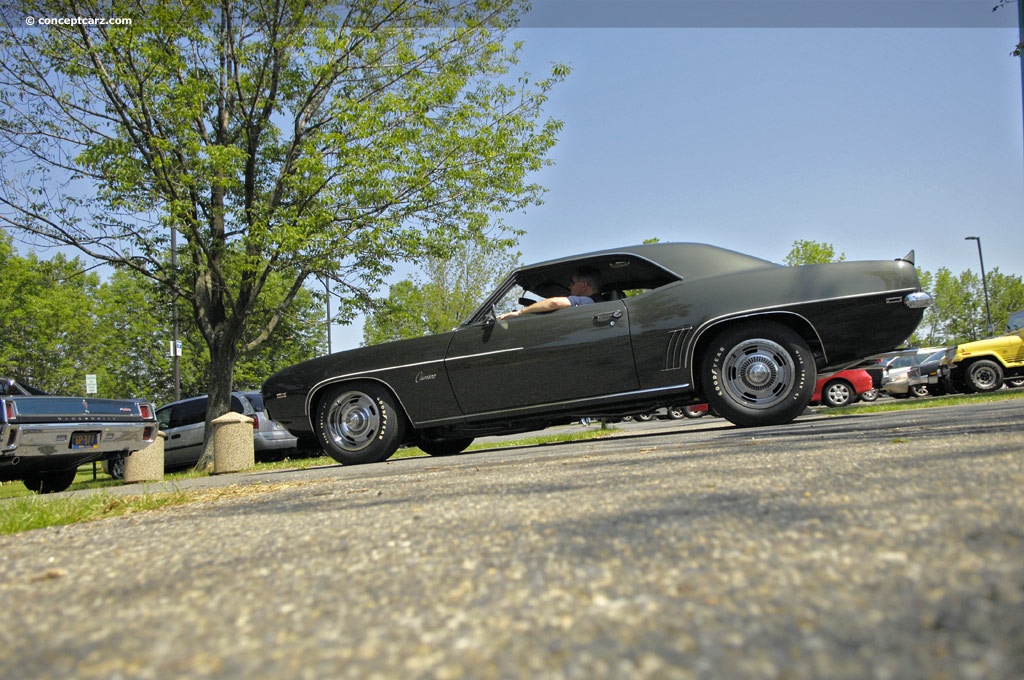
812,369,875,407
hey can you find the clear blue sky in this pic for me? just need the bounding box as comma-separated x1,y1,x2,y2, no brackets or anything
333,10,1024,350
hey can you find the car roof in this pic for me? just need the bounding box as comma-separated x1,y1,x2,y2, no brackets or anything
157,392,254,411
512,242,780,296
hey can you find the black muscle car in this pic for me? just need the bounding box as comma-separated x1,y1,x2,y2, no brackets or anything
263,243,933,465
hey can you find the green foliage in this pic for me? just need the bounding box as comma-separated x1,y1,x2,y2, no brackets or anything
784,240,846,265
363,238,521,345
0,1,566,456
0,234,322,402
917,266,1024,345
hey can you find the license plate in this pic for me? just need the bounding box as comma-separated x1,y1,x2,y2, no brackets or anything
71,432,100,449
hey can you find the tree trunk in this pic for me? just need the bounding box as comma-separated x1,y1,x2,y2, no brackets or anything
196,337,239,471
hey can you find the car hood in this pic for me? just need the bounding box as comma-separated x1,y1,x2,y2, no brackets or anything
954,331,1023,361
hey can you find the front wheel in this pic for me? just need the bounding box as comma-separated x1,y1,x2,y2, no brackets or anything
964,359,1003,393
418,437,474,456
315,382,406,465
701,322,816,427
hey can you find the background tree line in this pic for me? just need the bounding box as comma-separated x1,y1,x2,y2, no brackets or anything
0,231,321,402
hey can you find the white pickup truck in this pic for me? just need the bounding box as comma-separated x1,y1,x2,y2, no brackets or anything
0,378,157,493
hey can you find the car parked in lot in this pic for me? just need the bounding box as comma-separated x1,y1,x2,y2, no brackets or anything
879,346,952,398
1,377,157,493
104,391,297,478
263,242,931,465
946,309,1024,393
811,369,875,407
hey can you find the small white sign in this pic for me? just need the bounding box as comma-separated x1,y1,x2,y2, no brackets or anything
169,340,182,357
85,374,97,394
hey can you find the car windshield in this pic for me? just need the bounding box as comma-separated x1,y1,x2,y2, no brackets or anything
1007,309,1024,332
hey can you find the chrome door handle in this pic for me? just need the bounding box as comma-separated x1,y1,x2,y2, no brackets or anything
593,309,623,326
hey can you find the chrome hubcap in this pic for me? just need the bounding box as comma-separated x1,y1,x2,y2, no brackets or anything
722,338,796,409
327,391,379,452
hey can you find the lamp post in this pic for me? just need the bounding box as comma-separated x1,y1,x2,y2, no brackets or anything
965,236,993,335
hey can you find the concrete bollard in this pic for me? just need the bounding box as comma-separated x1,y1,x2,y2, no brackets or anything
123,431,166,484
212,412,255,474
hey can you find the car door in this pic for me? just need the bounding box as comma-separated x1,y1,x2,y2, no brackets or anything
444,299,638,415
162,398,206,467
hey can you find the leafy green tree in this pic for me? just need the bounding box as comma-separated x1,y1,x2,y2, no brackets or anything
0,235,101,393
0,0,566,467
1,233,324,403
784,240,846,266
363,239,520,345
914,266,1024,345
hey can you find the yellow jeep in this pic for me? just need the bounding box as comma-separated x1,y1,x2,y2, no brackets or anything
949,309,1024,392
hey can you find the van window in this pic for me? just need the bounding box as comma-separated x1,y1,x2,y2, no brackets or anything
171,398,207,428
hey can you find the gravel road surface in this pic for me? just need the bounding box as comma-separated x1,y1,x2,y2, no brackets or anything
0,400,1021,679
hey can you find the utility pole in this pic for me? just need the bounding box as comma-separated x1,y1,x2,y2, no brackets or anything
965,236,994,335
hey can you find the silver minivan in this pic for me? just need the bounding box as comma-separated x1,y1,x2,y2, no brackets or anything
105,392,297,478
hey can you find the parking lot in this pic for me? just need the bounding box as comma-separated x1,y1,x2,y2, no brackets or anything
0,399,1021,679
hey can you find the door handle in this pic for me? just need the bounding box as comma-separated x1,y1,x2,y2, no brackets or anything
593,309,623,326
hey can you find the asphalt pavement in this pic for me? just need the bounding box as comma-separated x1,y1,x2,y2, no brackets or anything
0,400,1021,679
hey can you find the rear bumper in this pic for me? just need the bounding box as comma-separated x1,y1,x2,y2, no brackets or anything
1,421,157,458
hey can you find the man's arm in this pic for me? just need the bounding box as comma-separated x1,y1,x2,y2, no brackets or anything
498,296,571,319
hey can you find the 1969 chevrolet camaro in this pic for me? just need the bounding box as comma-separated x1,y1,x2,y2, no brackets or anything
263,243,932,464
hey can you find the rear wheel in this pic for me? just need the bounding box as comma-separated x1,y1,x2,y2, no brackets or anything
666,406,686,420
23,468,78,494
315,382,406,465
964,359,1003,393
108,456,126,480
701,322,816,427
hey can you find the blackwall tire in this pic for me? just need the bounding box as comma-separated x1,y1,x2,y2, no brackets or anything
315,382,406,465
965,360,1003,393
701,322,816,427
22,468,77,494
419,437,474,456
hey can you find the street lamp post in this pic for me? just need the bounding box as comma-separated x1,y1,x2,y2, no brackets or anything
965,236,994,335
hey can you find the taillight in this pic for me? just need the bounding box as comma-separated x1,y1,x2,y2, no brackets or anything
2,400,15,421
251,414,259,429
138,403,154,419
